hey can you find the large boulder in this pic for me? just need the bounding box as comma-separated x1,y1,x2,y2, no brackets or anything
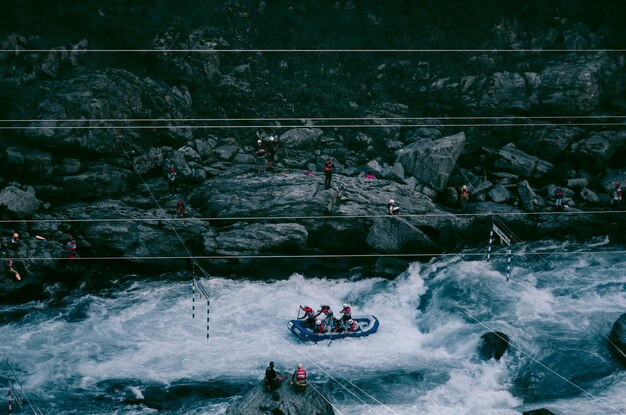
397,131,466,191
366,217,437,253
570,131,626,170
224,380,335,415
517,180,545,212
280,128,324,150
216,223,308,254
523,410,556,415
608,313,626,366
479,332,510,361
0,186,41,218
494,144,553,179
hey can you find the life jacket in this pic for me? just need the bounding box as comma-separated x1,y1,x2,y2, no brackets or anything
614,188,622,200
324,162,333,173
460,189,469,199
295,368,307,381
265,367,276,381
341,307,351,319
348,321,358,332
256,147,266,157
67,241,77,251
555,188,563,198
316,322,326,333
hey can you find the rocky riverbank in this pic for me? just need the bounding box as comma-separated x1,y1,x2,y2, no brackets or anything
2,1,626,302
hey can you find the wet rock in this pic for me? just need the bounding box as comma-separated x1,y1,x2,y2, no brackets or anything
522,409,556,415
539,61,602,114
57,164,133,200
363,159,384,177
224,380,335,415
479,331,510,361
494,144,553,179
397,131,465,191
517,180,545,212
0,186,41,219
579,188,600,204
381,162,405,183
366,217,437,253
478,71,530,111
213,144,240,161
280,128,324,150
608,313,626,366
216,223,308,254
132,147,164,175
566,178,589,189
373,257,409,277
488,184,513,203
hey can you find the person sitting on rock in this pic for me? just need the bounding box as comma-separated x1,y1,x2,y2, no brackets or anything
291,363,308,390
388,199,400,216
67,238,78,259
459,185,470,211
613,182,622,208
10,232,20,248
264,361,286,391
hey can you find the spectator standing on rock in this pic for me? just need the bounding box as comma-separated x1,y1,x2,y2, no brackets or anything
554,186,563,209
67,235,78,258
264,361,286,392
323,160,333,189
459,185,470,211
613,182,622,208
168,167,178,195
388,199,400,215
265,135,279,171
176,200,186,217
255,139,267,174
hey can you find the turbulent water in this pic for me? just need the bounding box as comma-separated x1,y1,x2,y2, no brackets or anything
1,240,625,415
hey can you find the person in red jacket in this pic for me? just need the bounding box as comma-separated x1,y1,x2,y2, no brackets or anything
459,185,470,211
323,160,333,189
299,305,316,329
314,319,326,333
346,319,360,332
340,303,352,323
613,182,622,208
291,363,308,390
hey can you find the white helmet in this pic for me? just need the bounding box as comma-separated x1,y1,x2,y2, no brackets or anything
389,199,395,204
269,136,274,142
348,319,354,324
343,303,349,309
297,363,303,369
317,313,326,321
257,139,262,144
315,320,321,325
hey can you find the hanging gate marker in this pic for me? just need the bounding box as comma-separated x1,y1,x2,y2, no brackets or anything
192,278,195,319
486,223,512,281
8,389,11,415
192,277,211,341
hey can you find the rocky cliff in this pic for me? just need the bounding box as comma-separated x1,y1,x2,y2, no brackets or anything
1,1,626,301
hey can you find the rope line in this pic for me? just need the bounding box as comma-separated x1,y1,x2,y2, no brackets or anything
3,122,625,129
1,209,624,224
3,48,626,53
3,115,626,123
459,308,626,415
5,250,626,261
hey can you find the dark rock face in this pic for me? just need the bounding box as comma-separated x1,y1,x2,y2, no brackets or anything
608,313,626,366
2,2,626,300
224,380,335,415
523,409,556,415
479,331,510,361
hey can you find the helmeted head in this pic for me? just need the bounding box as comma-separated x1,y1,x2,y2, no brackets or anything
389,199,395,204
462,185,467,190
343,303,349,309
257,139,262,145
269,361,275,368
12,233,18,239
348,319,354,324
297,363,303,369
315,320,321,326
269,136,274,142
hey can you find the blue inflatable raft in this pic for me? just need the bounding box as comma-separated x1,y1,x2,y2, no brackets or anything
287,315,379,342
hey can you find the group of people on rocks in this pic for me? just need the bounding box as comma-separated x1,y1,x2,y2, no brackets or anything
255,134,280,174
298,303,359,334
264,361,308,397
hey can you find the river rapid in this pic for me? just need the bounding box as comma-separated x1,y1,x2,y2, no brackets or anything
1,240,625,415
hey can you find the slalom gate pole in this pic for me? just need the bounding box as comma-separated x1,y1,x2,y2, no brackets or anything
192,279,195,319
506,248,512,281
487,228,494,262
8,389,11,415
206,297,210,341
